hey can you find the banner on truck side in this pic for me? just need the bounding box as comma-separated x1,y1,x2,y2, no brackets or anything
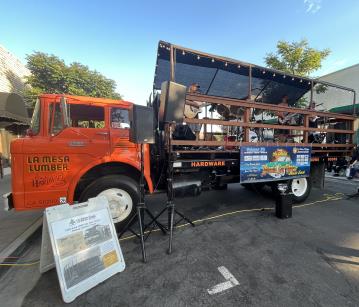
240,146,311,183
42,196,125,303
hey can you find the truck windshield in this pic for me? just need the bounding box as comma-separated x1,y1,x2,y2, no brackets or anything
30,99,41,135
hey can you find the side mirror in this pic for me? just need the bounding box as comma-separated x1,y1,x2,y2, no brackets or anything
60,97,70,127
26,128,34,137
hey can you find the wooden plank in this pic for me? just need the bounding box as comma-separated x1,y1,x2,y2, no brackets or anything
186,93,356,120
243,108,250,142
175,148,353,154
174,150,238,154
311,143,354,148
303,115,309,143
184,118,354,134
172,139,355,148
312,149,352,153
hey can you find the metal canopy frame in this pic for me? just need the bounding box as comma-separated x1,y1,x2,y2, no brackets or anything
154,41,357,114
153,41,357,161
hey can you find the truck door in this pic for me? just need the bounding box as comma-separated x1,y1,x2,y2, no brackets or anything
23,100,110,208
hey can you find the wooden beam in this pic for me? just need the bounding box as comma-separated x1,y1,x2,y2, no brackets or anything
303,115,309,143
243,108,250,142
184,118,355,134
171,140,355,148
186,93,356,121
312,149,352,153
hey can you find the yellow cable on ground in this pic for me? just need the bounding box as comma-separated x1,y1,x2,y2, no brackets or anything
0,260,40,267
0,193,345,266
119,193,344,242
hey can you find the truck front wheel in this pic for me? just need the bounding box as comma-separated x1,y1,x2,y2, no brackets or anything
79,175,139,230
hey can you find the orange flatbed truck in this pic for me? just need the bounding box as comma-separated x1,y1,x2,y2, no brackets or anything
3,41,357,228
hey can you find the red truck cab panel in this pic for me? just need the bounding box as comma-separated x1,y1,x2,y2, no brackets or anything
11,94,153,211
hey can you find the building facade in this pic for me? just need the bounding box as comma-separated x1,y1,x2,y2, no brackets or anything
318,64,359,144
0,45,30,94
317,64,359,111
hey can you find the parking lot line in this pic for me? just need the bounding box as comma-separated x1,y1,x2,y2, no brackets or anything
207,266,240,295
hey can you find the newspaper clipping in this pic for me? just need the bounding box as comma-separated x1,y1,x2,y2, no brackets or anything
52,208,120,290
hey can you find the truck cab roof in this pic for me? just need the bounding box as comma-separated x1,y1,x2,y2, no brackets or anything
40,93,133,108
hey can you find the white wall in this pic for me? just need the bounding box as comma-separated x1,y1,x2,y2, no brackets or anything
317,64,359,110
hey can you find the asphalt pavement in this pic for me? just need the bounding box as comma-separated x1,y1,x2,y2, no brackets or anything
0,177,357,307
0,172,42,255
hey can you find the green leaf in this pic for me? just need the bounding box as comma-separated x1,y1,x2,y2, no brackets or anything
264,39,330,77
25,52,122,106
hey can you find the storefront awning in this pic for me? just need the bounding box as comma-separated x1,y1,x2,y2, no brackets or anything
0,92,30,128
329,104,359,116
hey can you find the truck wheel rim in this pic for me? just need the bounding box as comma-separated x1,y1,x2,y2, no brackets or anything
98,188,133,223
291,178,307,197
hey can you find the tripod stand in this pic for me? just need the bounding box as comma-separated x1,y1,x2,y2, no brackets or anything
147,123,195,254
118,143,166,263
166,143,195,254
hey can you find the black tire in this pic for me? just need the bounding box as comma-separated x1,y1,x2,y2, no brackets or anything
241,183,254,191
251,182,266,191
242,182,265,192
79,175,139,230
213,183,228,190
271,177,311,203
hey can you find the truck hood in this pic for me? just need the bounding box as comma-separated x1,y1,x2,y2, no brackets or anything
10,137,24,154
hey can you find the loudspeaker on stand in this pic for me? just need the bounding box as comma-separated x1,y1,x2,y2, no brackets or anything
129,105,155,144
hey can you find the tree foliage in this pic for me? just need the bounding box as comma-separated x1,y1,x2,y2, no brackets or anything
264,39,330,76
24,52,121,106
265,39,330,108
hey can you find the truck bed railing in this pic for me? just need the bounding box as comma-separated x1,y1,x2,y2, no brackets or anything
170,93,355,157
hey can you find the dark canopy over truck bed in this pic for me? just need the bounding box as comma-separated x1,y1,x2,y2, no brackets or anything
154,41,356,113
151,41,357,163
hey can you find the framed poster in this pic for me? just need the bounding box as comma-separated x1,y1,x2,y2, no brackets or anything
44,196,125,303
240,146,311,183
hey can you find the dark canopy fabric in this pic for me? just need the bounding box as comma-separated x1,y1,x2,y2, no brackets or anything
154,41,314,106
0,92,30,128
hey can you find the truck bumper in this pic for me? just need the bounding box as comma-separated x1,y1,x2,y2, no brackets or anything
3,193,13,211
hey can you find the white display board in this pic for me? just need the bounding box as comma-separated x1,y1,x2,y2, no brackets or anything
41,196,125,303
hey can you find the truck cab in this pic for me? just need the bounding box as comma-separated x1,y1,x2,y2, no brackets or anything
7,94,154,228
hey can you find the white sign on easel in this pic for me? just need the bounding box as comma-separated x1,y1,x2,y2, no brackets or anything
40,196,125,303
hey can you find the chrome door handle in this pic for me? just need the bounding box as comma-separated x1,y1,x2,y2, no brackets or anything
96,131,109,135
68,141,86,147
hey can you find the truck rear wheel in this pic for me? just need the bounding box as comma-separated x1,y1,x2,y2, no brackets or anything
241,183,253,191
79,175,139,230
290,177,311,203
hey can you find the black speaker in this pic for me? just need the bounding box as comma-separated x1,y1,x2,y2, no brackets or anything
275,194,293,219
129,105,155,144
159,81,187,123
